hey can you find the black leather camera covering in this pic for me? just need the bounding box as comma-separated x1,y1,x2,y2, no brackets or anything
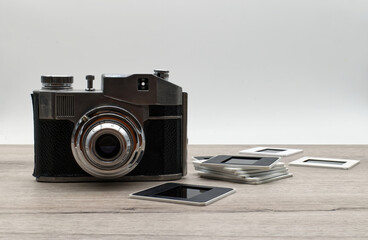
128,119,182,176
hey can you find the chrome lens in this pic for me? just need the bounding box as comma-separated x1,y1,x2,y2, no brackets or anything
95,134,121,160
71,106,145,179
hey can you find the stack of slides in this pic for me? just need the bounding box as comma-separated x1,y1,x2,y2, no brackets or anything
193,155,293,184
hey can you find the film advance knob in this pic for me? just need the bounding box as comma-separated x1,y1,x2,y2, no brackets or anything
41,75,73,89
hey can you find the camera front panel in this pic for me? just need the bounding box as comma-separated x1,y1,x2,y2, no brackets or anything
31,91,187,181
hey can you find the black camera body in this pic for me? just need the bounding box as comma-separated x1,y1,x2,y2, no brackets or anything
31,70,187,182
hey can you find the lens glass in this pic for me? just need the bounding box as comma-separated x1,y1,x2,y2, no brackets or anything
95,134,121,160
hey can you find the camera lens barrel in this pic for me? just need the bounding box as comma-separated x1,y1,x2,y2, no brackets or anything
71,106,145,179
84,122,132,169
95,134,121,160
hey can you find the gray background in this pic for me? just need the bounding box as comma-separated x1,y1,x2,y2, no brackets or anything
1,0,368,144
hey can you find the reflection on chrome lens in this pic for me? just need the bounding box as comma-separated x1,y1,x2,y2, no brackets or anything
95,134,121,160
71,106,145,179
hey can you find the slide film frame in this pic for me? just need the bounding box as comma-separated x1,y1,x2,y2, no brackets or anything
130,183,235,206
239,147,303,157
201,155,280,170
289,157,360,170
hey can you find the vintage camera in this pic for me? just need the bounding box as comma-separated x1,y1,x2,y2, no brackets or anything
31,70,187,182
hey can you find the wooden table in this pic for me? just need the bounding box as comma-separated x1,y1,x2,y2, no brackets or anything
0,145,367,239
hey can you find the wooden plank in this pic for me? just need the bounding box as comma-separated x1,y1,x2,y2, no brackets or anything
0,145,367,239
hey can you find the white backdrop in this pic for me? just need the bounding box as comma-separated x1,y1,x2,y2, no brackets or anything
1,0,368,144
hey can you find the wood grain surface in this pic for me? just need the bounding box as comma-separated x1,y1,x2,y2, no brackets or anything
0,145,367,239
